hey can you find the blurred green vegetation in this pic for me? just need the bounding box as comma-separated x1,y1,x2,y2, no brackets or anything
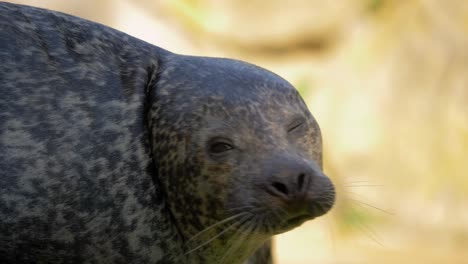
366,0,384,13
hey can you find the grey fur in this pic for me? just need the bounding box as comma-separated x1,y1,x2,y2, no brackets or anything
0,2,335,263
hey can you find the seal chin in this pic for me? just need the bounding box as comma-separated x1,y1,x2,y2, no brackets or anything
287,214,314,226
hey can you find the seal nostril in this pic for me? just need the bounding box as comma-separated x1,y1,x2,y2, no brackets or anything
272,181,289,196
297,173,305,190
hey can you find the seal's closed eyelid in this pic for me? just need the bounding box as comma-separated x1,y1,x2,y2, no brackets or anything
287,116,306,132
207,136,234,146
206,136,235,154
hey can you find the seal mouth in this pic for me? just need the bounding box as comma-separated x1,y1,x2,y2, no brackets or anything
275,200,334,233
272,213,314,234
287,214,314,226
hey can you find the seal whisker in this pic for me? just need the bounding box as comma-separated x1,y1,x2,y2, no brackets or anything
270,208,283,222
348,198,393,215
219,227,246,264
220,215,256,264
324,214,337,251
345,184,383,187
265,208,284,230
344,179,382,187
344,180,372,184
340,201,385,247
186,212,248,242
269,208,282,232
226,205,256,213
251,213,261,234
216,216,250,263
181,214,250,257
273,206,289,224
352,217,384,246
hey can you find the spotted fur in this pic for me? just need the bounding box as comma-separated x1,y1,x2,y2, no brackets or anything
0,2,335,263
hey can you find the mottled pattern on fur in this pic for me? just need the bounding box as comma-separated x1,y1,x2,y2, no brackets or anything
0,2,334,264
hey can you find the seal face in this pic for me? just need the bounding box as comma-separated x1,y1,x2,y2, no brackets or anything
153,56,335,262
0,2,335,264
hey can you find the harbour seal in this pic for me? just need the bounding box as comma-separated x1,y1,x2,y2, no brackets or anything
0,2,335,264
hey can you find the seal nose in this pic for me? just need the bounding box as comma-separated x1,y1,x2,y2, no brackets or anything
268,173,310,200
264,160,335,219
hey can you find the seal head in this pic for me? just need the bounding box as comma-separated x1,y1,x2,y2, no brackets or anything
150,55,335,262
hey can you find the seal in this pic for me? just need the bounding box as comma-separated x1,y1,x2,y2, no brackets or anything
0,2,335,264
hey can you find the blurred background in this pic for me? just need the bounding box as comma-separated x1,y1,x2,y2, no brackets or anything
7,0,468,263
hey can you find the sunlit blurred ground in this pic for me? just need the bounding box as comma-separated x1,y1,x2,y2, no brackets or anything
7,0,468,263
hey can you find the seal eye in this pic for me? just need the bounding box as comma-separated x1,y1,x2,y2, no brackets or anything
288,119,305,133
209,142,233,154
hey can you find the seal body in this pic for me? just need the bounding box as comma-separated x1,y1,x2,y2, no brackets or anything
0,3,335,264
